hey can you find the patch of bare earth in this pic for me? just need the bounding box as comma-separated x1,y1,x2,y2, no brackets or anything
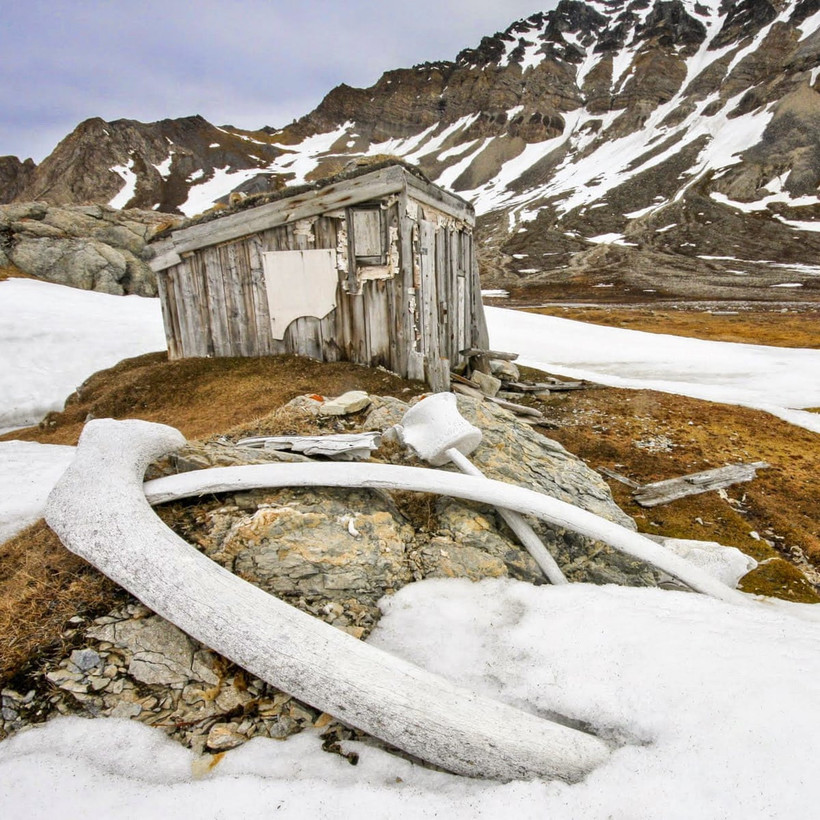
524,304,820,348
516,376,820,603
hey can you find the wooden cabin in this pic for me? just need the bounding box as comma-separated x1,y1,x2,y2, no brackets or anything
148,163,489,391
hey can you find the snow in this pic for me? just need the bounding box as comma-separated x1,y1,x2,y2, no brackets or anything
153,154,173,179
518,41,545,72
179,166,263,217
486,307,820,433
0,441,76,543
0,279,166,430
711,189,820,213
798,8,820,40
586,233,633,246
265,122,354,185
774,215,820,232
3,579,820,818
436,137,492,189
653,537,757,587
108,159,137,209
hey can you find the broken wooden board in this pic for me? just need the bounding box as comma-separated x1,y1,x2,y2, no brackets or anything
460,347,519,361
236,433,381,461
632,462,770,508
451,382,545,419
597,467,641,489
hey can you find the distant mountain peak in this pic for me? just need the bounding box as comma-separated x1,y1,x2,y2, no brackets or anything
5,0,819,300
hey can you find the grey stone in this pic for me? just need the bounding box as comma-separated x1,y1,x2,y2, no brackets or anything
472,371,502,397
87,616,197,686
490,359,520,381
319,390,372,416
70,648,102,672
206,723,246,751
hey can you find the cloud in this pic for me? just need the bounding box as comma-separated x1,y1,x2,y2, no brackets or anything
1,0,550,161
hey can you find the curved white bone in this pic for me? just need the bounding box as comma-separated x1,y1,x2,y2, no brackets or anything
145,462,749,605
46,419,611,782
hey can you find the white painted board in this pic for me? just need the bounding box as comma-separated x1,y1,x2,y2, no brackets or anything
262,249,338,340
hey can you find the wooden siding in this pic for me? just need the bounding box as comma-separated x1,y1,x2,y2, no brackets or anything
157,191,487,392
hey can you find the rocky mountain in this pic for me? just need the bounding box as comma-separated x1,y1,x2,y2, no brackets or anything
3,0,819,301
3,116,285,215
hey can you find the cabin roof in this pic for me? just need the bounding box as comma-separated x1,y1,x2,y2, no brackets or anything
149,162,474,272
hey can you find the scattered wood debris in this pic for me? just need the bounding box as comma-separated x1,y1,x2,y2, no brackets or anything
451,348,592,424
236,433,381,461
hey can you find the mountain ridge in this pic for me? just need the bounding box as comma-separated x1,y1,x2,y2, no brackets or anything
2,0,819,301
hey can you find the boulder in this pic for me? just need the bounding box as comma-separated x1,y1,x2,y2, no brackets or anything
0,202,179,295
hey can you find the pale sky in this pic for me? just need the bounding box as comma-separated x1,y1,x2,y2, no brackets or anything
1,1,552,163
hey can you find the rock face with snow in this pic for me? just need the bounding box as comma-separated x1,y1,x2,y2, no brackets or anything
8,115,286,217
3,1,819,297
0,202,180,295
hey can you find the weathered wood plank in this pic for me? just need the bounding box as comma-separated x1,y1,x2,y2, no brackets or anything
175,262,205,357
363,279,390,365
168,169,409,257
201,247,231,356
597,468,642,489
461,348,519,361
419,219,448,391
248,235,279,355
155,270,180,359
632,462,770,508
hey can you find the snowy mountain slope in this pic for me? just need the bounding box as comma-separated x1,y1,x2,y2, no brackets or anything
4,0,819,298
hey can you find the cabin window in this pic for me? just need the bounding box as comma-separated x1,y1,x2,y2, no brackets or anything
350,207,385,264
262,249,338,340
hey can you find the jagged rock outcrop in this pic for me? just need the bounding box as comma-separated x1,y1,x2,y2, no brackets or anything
0,156,35,203
0,202,180,295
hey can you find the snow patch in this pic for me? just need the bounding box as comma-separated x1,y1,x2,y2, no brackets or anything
486,307,820,433
0,280,165,429
0,441,76,544
108,159,137,209
4,580,820,817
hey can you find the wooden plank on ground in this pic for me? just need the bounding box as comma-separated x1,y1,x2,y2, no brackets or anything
632,462,770,508
460,348,519,361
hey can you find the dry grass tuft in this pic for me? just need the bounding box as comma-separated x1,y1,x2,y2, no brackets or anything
0,521,125,686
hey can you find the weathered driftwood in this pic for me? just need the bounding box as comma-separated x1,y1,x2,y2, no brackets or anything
597,467,642,489
632,462,770,508
460,348,519,361
236,432,381,461
47,419,611,782
451,382,545,419
541,380,590,392
488,396,545,419
502,381,554,393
